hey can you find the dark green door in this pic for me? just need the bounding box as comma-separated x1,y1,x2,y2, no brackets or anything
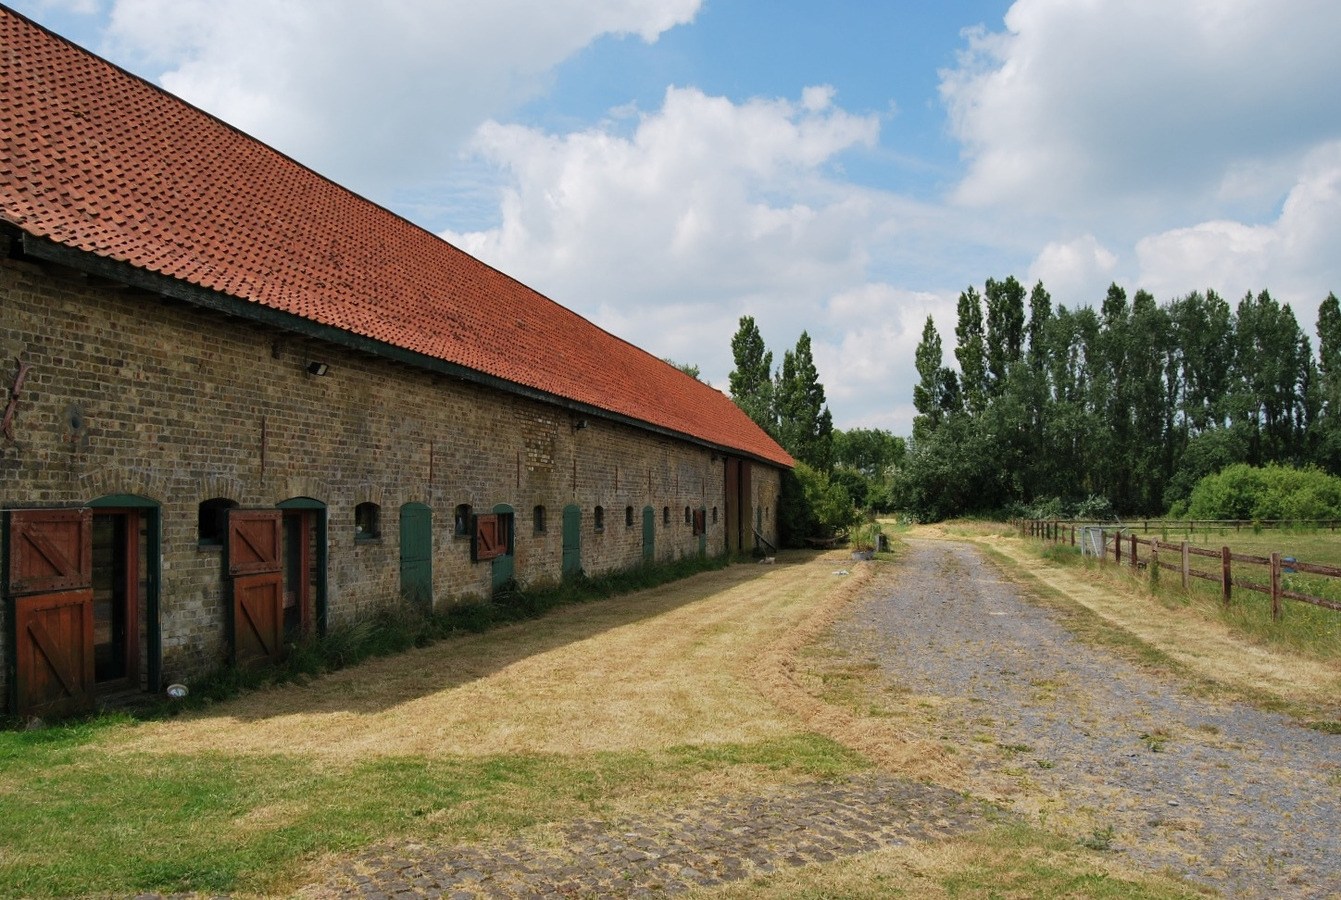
642,506,655,562
562,504,582,578
491,504,515,592
399,503,432,609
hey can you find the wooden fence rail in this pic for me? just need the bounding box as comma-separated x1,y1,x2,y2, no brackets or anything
1019,519,1341,621
1072,518,1341,534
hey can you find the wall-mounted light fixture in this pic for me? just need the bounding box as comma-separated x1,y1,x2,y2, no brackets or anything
306,361,329,376
573,418,588,430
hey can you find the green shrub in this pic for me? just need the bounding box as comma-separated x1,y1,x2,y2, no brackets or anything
778,461,860,547
1185,463,1341,521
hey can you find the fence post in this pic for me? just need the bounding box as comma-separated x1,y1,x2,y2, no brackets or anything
1115,531,1122,566
1181,541,1189,590
1222,546,1232,605
1271,551,1282,622
1071,524,1076,547
1151,538,1159,582
1130,532,1137,569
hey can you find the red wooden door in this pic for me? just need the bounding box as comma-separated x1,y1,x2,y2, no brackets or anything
9,509,95,717
228,510,284,667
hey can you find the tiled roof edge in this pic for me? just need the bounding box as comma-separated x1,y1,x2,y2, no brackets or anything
15,230,791,469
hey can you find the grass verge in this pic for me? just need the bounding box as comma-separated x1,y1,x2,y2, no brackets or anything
689,822,1208,899
0,731,863,898
979,534,1341,721
104,552,737,721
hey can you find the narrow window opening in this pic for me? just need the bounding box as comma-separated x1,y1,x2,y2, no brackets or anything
454,503,472,537
594,505,605,532
684,506,692,525
354,502,380,541
533,504,546,534
663,506,670,526
197,497,238,546
625,505,634,527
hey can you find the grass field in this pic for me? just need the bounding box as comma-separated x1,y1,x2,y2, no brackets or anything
1027,522,1341,665
0,549,1207,899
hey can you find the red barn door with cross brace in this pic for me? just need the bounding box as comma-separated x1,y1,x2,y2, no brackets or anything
227,510,284,668
9,509,95,718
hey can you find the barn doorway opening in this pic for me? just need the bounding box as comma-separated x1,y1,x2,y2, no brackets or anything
88,494,160,696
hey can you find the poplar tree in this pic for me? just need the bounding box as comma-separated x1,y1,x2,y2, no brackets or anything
912,315,948,441
728,315,775,434
1315,293,1341,471
954,286,987,414
775,331,834,471
984,275,1026,390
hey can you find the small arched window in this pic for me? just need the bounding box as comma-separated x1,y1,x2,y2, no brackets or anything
663,506,670,526
533,504,546,534
454,503,472,537
712,506,718,524
625,505,634,527
197,497,238,546
594,505,605,531
684,506,692,525
355,502,380,541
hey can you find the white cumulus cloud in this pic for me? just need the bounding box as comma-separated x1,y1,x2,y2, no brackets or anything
1136,141,1341,310
96,0,702,192
1026,235,1118,309
941,0,1341,226
443,85,886,390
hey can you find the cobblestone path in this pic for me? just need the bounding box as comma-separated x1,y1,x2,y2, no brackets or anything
307,774,990,899
827,539,1341,899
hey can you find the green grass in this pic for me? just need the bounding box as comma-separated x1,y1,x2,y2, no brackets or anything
1027,525,1341,662
0,729,864,898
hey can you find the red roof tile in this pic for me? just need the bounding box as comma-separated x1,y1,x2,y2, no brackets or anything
0,8,792,468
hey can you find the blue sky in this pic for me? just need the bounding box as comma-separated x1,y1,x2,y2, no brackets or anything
12,1,1341,436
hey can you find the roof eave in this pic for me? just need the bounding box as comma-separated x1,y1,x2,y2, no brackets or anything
14,231,791,470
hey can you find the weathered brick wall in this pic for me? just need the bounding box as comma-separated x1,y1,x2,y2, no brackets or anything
0,258,784,708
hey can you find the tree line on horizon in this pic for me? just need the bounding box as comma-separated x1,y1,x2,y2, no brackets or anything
905,277,1341,521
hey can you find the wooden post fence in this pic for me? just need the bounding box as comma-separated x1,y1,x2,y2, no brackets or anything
1271,551,1282,621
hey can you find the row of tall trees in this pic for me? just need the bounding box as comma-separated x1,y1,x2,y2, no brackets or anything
906,277,1341,520
727,317,905,541
729,317,836,471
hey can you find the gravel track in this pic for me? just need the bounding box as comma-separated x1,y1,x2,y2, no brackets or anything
825,539,1341,898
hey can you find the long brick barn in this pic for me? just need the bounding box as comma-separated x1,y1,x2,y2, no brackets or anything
0,7,791,718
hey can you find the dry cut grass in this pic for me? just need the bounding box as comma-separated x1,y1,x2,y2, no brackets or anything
118,554,867,762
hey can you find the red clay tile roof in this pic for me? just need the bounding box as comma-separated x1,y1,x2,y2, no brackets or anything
0,8,793,469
